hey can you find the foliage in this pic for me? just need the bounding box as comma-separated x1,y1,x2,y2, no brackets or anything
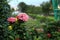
18,2,42,14
1,0,60,40
43,20,60,40
0,0,12,39
26,5,42,14
41,2,53,16
18,2,27,12
28,13,55,22
6,13,29,40
17,1,53,16
0,0,14,40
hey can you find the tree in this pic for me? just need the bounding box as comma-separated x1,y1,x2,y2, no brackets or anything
18,2,42,15
0,0,12,40
41,2,52,16
18,2,27,12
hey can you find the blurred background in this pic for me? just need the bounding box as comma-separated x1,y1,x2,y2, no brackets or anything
1,0,60,40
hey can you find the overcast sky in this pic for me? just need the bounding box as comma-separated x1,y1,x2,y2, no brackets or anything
9,0,49,8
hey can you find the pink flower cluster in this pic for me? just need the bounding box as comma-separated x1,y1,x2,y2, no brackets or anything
7,17,16,23
16,13,29,22
7,13,29,23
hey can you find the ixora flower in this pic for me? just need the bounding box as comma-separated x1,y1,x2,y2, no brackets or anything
15,38,20,40
47,33,51,38
7,17,17,23
16,13,29,22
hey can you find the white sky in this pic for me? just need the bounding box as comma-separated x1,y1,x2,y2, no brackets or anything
9,0,49,8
